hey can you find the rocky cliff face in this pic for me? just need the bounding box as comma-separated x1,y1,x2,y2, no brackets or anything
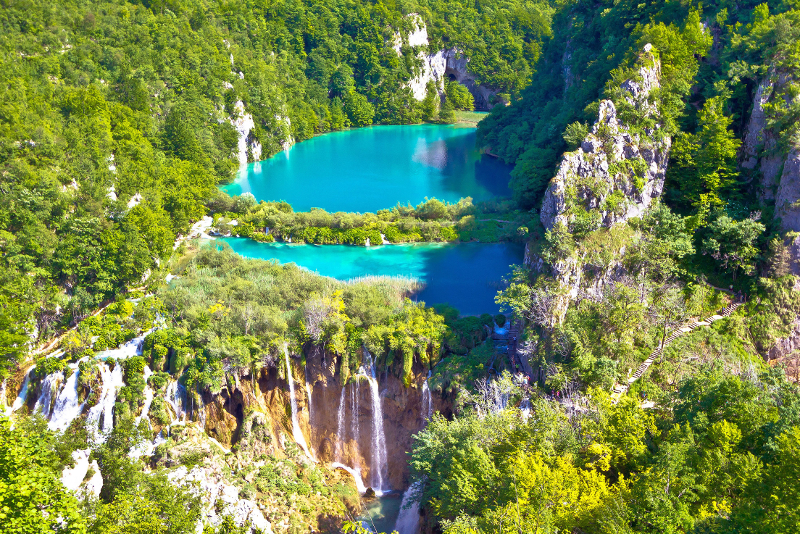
741,71,800,273
396,14,498,110
529,45,669,325
198,346,448,491
540,44,669,231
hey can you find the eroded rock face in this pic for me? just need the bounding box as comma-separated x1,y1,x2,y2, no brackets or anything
198,346,449,492
540,45,669,231
775,148,800,232
396,14,497,109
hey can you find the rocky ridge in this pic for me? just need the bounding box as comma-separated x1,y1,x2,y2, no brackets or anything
529,44,670,324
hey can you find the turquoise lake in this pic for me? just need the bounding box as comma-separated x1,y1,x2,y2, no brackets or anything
221,124,513,212
220,238,524,315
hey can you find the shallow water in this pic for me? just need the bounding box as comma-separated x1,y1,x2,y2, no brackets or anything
221,124,512,212
220,238,524,315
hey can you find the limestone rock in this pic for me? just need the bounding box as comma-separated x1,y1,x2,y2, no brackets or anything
540,45,669,231
776,147,800,232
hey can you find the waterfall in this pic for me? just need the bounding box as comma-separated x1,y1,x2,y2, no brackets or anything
48,366,85,432
335,386,347,462
305,369,314,426
95,330,150,361
394,481,423,534
331,462,367,494
350,380,361,469
359,351,388,492
34,371,64,419
165,380,187,423
421,371,433,423
10,365,35,414
283,346,313,459
86,362,124,441
232,100,256,167
137,366,154,425
61,449,92,491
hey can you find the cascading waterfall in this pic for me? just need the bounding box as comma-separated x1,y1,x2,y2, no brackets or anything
48,366,84,432
421,371,433,423
394,480,423,534
86,362,124,441
165,380,187,423
137,366,154,425
10,365,35,414
335,387,347,462
350,380,361,469
34,371,64,419
359,351,388,492
283,345,313,459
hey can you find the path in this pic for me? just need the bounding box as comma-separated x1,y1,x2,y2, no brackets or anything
611,302,742,400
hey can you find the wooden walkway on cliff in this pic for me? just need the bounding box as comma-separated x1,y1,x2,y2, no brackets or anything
611,302,743,401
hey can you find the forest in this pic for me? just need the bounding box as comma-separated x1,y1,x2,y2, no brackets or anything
2,0,800,533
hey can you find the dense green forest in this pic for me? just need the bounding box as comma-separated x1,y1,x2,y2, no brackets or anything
0,0,551,372
3,0,800,533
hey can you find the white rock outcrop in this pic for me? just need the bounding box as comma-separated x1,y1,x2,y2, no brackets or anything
168,465,272,534
540,44,669,231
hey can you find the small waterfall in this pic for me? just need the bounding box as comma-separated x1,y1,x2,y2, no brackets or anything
48,366,84,432
61,449,92,492
165,380,187,423
394,481,423,534
137,366,154,425
335,387,347,462
421,371,433,423
86,362,124,441
350,380,361,469
305,368,314,425
231,100,255,167
331,462,367,494
95,330,150,361
34,370,64,419
10,365,35,414
359,351,388,492
283,346,313,459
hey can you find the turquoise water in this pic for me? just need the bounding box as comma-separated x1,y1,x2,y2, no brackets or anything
220,238,524,315
221,124,512,212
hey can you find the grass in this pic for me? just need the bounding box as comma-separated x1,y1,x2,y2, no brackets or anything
454,110,489,124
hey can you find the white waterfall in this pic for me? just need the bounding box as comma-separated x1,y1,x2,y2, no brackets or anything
283,346,313,460
10,365,35,414
86,363,124,441
331,462,367,494
232,100,256,167
394,481,423,534
165,380,188,423
350,380,361,469
48,366,85,432
137,366,154,425
421,371,433,423
359,352,388,492
335,387,347,462
34,371,64,419
94,331,150,361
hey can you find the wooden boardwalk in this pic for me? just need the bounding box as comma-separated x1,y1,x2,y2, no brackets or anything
611,302,742,400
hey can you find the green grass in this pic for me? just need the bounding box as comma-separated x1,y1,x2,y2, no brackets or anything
454,110,489,124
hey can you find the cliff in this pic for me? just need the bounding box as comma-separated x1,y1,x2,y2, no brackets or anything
540,44,669,231
396,14,499,110
530,44,669,324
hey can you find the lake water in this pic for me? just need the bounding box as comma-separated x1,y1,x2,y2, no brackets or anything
220,238,524,315
221,124,512,212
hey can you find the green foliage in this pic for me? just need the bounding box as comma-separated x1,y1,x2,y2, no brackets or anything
445,82,474,111
0,416,86,533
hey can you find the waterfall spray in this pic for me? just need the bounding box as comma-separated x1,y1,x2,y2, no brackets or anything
335,387,346,462
360,350,388,492
283,345,313,460
394,480,423,534
421,371,433,423
10,366,36,414
34,371,64,419
48,366,84,432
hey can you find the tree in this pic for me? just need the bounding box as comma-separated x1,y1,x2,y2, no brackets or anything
445,82,474,111
421,81,439,121
439,100,456,124
343,91,375,127
0,417,86,534
702,214,765,279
